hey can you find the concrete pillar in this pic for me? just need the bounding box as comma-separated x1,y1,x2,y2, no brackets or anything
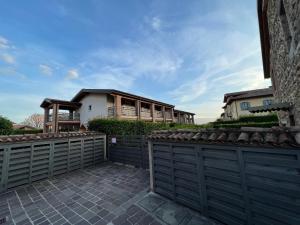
151,103,156,122
136,100,141,120
192,115,195,124
162,106,166,122
171,108,174,122
115,95,122,118
52,104,59,133
178,113,181,124
69,109,74,120
43,108,49,133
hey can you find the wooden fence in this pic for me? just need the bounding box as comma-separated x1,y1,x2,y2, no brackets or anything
108,135,149,169
0,134,106,193
149,141,300,225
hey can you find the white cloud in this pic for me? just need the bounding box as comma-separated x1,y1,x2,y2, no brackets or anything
0,53,15,64
151,17,161,31
39,64,53,76
66,69,79,79
0,36,9,49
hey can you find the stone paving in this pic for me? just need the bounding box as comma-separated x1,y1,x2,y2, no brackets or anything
0,162,216,225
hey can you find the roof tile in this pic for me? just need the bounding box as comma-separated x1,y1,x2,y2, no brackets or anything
148,127,300,148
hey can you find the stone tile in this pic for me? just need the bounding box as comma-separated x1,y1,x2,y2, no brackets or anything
155,202,191,225
138,194,166,212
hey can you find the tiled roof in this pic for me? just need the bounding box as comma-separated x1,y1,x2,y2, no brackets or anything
249,102,291,113
223,87,273,106
148,127,300,148
0,132,103,144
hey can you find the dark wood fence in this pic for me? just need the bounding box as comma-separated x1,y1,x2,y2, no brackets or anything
108,135,149,169
149,141,300,225
0,134,106,193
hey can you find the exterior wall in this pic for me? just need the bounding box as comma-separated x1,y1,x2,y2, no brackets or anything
267,0,300,126
78,93,108,127
223,96,274,120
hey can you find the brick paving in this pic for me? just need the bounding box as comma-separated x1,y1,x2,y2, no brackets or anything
0,162,215,225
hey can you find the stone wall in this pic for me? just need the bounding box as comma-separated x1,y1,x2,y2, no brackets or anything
267,0,300,126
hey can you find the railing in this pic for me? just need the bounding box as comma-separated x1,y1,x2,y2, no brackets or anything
165,111,172,119
48,113,80,122
122,105,137,116
141,108,151,118
155,110,163,118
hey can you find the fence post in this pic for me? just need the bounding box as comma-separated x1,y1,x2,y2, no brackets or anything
49,142,54,177
1,146,10,192
93,136,95,165
103,135,107,161
81,139,84,169
237,149,252,224
197,145,208,215
29,144,34,184
148,140,154,191
67,139,70,172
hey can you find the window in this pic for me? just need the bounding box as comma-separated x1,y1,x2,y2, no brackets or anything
240,102,251,111
279,0,292,50
88,105,92,111
263,99,273,106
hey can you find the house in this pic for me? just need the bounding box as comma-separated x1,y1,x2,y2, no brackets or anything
41,89,195,133
257,0,300,126
222,87,274,120
12,124,36,130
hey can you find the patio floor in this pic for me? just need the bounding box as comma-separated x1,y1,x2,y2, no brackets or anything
0,162,216,225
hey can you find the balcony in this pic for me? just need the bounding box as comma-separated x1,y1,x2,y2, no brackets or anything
48,112,80,122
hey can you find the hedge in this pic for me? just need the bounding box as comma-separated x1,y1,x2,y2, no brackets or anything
0,129,43,136
0,116,13,130
213,122,279,128
88,119,208,135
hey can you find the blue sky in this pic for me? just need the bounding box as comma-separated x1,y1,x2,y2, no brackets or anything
0,0,270,123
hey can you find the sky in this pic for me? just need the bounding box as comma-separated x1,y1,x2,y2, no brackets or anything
0,0,270,124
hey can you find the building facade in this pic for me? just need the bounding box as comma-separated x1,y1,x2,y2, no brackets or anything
41,89,195,133
222,87,274,120
258,0,300,126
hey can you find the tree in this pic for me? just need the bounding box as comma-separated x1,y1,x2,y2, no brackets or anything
0,115,13,130
22,114,44,129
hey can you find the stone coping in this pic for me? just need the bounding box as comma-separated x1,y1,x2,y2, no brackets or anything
148,127,300,148
0,132,105,144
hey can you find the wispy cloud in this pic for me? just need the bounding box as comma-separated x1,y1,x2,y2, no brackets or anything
0,53,15,64
151,17,161,31
39,64,53,76
0,36,10,49
66,69,79,79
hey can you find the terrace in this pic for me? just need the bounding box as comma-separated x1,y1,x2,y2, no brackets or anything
0,163,216,225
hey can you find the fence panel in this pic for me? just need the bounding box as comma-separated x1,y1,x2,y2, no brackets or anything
108,135,149,169
0,134,106,193
151,141,300,225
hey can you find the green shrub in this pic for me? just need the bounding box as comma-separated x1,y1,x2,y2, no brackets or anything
213,122,278,128
0,128,43,136
88,119,209,135
0,116,13,130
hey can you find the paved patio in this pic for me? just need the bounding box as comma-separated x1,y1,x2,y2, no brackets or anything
0,162,216,225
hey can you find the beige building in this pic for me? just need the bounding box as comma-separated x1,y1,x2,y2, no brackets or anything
41,89,195,133
222,87,274,120
257,0,300,126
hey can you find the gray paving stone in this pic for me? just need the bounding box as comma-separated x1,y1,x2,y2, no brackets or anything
155,202,191,225
138,194,166,212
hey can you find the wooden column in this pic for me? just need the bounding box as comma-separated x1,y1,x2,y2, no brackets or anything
171,108,174,122
162,106,166,122
43,108,49,133
52,104,59,133
136,100,141,120
115,95,122,118
178,113,181,124
151,103,156,122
